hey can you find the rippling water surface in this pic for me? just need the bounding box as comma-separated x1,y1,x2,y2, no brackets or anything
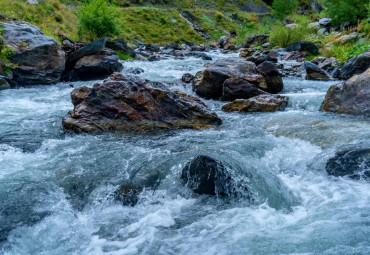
0,51,369,255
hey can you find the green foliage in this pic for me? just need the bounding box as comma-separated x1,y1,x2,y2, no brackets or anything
0,0,78,41
0,26,16,76
116,51,134,60
78,0,120,40
322,0,369,25
272,0,298,20
345,42,370,59
269,16,313,47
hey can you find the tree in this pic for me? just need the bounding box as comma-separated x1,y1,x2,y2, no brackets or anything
323,0,370,25
77,0,119,40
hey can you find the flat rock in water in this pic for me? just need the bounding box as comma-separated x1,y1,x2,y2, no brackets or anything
287,41,319,55
222,94,289,112
62,73,222,133
321,68,370,116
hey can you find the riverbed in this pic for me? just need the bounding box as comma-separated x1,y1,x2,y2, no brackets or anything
1,52,369,254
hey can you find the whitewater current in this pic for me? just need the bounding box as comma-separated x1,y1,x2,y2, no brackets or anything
0,52,369,255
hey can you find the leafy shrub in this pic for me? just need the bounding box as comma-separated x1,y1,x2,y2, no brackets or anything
322,0,369,25
78,0,119,40
345,42,370,59
272,0,298,20
269,24,312,47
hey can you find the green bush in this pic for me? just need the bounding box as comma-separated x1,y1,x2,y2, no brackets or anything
78,0,119,40
272,0,298,20
322,0,369,25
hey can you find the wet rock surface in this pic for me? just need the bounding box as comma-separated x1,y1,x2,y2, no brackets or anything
321,68,370,116
181,155,249,197
222,94,289,112
62,73,222,133
326,147,370,181
304,61,331,81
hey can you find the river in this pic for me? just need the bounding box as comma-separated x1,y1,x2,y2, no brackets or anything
0,52,369,254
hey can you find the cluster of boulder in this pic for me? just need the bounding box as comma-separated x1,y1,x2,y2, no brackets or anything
190,57,289,112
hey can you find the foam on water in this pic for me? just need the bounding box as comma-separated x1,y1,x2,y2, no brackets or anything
0,53,369,254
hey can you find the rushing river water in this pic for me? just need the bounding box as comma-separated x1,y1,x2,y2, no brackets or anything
0,52,369,255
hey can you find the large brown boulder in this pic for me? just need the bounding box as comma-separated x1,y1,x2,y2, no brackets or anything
62,73,222,133
220,77,266,101
321,68,370,116
222,94,289,112
192,58,256,99
1,21,65,85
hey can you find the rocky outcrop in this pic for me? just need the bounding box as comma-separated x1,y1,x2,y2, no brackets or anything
1,21,65,85
321,68,370,116
222,94,289,112
304,61,331,81
0,76,11,90
62,73,222,133
192,58,256,99
221,78,266,101
181,155,248,196
326,147,370,181
256,61,283,93
339,50,370,80
287,41,319,55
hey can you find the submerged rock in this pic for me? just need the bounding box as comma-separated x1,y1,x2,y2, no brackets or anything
62,73,222,133
326,147,370,181
222,94,289,112
321,68,370,116
181,155,248,197
1,21,65,85
339,50,370,80
304,61,331,81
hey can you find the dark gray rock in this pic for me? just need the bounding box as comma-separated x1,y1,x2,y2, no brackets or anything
221,77,266,101
145,44,161,52
1,21,65,85
64,49,123,81
339,50,370,80
287,41,319,55
66,38,106,71
304,61,331,80
181,155,248,196
326,147,370,181
256,61,284,94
